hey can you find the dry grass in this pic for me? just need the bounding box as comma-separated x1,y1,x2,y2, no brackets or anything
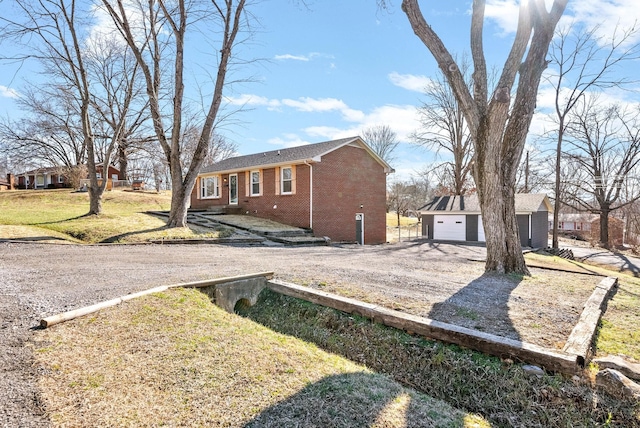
0,189,231,243
33,288,489,428
241,289,640,427
525,252,640,362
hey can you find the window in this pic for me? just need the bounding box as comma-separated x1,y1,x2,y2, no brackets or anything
250,170,261,196
281,167,292,194
58,175,64,183
200,176,220,199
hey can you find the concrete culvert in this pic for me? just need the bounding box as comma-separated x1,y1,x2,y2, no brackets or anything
234,298,253,313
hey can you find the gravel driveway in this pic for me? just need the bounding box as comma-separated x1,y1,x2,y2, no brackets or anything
0,240,598,427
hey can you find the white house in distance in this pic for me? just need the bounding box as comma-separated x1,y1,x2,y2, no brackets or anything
419,193,553,248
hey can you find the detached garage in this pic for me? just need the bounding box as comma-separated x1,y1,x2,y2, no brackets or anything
419,194,552,248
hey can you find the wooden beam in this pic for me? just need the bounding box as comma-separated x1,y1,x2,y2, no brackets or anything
563,276,618,366
40,272,274,328
267,279,579,374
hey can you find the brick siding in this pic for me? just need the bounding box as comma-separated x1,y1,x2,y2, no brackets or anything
190,144,388,244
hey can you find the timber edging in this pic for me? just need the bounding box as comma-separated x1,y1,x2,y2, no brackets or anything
267,279,580,375
563,276,618,367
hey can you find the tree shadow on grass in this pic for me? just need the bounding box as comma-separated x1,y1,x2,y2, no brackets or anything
428,272,523,341
31,214,89,225
243,372,476,428
98,226,168,243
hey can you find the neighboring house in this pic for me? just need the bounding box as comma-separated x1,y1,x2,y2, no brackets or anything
0,174,14,191
190,137,394,244
16,167,69,189
551,213,624,246
16,165,120,190
549,213,595,233
419,193,552,248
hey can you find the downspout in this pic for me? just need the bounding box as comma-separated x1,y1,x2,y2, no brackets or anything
304,160,313,229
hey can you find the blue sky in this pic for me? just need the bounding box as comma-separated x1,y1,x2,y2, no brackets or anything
2,0,640,181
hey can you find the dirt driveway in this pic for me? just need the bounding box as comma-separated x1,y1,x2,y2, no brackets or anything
0,240,601,427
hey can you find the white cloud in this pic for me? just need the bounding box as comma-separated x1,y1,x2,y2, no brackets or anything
274,52,331,62
274,54,311,61
388,72,432,92
484,0,640,46
568,0,640,46
281,97,366,122
266,135,313,148
226,94,281,109
484,0,522,35
0,86,19,99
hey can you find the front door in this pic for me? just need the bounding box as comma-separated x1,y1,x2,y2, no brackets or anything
229,174,238,205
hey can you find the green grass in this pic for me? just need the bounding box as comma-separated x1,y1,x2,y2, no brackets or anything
525,252,640,362
34,288,489,427
239,289,640,427
0,189,230,243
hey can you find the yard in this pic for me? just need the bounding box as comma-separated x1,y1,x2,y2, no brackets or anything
0,189,639,426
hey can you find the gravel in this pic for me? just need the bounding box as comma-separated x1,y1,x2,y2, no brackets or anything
0,240,598,426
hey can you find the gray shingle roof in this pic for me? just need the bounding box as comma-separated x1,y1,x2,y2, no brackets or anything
200,137,392,174
419,193,551,213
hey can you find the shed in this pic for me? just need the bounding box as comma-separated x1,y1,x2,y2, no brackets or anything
419,193,552,248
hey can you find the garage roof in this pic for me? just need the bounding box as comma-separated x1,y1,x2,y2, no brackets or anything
419,193,552,214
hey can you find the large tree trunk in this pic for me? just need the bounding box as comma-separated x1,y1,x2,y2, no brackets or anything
475,119,529,274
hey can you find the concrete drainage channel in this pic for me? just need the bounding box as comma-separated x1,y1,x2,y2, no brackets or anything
41,272,626,379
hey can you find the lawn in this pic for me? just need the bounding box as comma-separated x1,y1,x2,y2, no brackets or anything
34,288,489,427
5,190,639,426
0,189,230,243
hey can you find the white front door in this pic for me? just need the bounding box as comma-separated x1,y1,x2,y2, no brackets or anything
433,215,466,241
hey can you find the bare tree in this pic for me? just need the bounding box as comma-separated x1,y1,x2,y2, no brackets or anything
361,124,399,165
545,22,640,249
100,0,251,228
562,98,640,247
412,56,474,196
387,177,432,228
0,0,121,214
86,33,153,181
179,116,239,171
0,86,87,169
515,148,553,193
401,0,567,274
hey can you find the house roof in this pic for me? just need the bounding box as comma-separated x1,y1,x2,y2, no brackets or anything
419,193,552,214
16,164,119,176
199,136,394,175
17,166,62,176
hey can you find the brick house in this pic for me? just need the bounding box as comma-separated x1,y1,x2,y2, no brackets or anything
190,137,394,244
16,165,120,189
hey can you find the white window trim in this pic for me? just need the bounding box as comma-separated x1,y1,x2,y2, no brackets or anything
200,175,221,199
250,170,261,196
280,166,293,195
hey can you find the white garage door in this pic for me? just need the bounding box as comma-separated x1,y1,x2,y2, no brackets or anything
478,216,486,242
433,215,466,241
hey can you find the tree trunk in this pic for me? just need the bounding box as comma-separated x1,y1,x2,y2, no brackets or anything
600,208,610,248
476,125,529,275
118,143,128,181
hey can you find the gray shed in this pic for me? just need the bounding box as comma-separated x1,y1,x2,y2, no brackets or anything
419,194,552,248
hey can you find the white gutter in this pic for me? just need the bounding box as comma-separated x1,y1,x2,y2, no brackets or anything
304,160,313,229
